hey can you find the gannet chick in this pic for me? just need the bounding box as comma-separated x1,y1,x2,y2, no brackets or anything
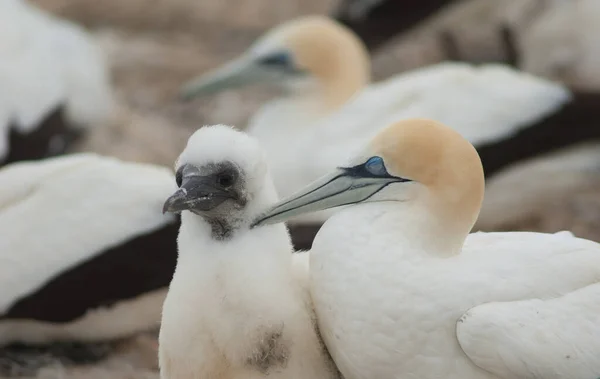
179,15,573,238
159,125,339,379
254,118,600,379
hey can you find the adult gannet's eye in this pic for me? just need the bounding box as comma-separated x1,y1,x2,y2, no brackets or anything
257,52,292,67
364,156,388,177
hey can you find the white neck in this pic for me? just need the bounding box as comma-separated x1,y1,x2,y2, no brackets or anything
283,78,336,118
248,90,328,139
331,201,467,258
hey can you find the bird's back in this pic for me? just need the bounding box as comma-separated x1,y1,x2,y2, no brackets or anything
0,154,176,316
310,211,600,378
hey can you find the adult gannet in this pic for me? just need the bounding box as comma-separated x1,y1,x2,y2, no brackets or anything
0,0,116,165
0,153,178,361
159,125,339,379
180,16,574,235
253,118,600,379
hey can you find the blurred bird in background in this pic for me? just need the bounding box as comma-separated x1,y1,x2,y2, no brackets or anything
0,0,599,378
0,0,116,166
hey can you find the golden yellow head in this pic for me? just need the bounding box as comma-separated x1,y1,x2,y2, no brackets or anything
264,16,370,101
368,118,485,231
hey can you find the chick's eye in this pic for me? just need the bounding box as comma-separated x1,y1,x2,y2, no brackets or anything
217,172,234,188
175,168,183,187
365,156,388,176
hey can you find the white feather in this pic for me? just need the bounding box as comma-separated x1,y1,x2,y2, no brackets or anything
457,279,600,379
0,153,176,344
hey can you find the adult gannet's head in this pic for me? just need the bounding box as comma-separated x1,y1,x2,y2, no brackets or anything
253,119,485,248
180,16,370,110
163,125,277,240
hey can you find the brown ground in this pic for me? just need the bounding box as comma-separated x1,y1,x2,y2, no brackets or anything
10,0,600,377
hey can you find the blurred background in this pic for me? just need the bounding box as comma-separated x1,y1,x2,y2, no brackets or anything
31,0,600,167
1,0,600,378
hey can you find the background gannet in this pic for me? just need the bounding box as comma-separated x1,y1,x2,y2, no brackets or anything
0,0,116,166
159,125,339,379
253,118,600,379
0,153,178,363
180,15,578,242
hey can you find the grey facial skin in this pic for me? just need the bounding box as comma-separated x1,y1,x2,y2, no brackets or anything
163,162,248,240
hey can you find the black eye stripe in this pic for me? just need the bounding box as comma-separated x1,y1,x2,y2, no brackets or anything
342,156,411,182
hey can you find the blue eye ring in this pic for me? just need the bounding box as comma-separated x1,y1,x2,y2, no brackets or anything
364,156,388,177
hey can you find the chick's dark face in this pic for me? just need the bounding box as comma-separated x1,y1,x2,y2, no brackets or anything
163,161,247,217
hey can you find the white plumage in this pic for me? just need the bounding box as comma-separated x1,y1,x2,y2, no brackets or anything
457,278,600,379
253,118,600,379
180,16,570,224
0,0,115,160
159,125,338,379
0,153,177,345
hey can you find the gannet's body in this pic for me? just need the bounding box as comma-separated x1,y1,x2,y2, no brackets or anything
159,125,338,379
457,277,600,379
0,153,178,346
0,0,115,164
254,119,600,379
181,16,571,225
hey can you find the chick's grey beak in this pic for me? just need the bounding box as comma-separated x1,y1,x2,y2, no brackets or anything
163,170,234,214
179,58,267,101
251,168,401,227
